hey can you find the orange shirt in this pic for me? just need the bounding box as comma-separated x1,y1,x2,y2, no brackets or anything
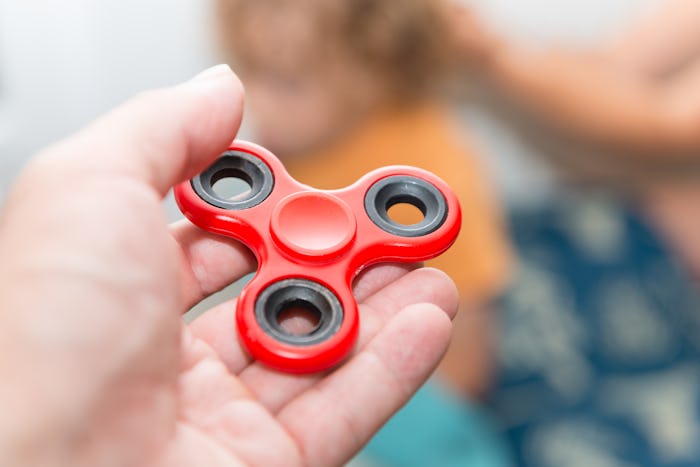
284,103,511,302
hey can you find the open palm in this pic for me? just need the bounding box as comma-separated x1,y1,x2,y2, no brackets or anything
0,66,457,466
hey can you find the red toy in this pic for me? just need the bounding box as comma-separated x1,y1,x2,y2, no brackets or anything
175,141,461,373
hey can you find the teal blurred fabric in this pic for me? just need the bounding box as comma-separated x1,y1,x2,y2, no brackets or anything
358,379,511,467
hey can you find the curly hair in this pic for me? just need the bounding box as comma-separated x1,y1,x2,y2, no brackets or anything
216,0,454,103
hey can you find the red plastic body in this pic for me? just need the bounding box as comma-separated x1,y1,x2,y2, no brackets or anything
174,141,461,373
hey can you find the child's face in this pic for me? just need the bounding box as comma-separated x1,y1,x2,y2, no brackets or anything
230,4,377,158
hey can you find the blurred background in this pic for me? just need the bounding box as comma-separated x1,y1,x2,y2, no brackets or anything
0,0,658,209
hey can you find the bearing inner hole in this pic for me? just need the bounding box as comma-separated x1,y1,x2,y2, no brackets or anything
256,279,344,346
211,168,253,201
386,195,427,226
276,299,323,336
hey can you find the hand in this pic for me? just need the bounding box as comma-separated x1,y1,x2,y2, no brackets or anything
0,65,458,466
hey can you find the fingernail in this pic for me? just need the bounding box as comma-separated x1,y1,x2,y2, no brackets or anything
190,64,233,82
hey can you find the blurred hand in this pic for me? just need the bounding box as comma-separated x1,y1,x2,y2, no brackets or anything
449,3,504,67
0,65,458,466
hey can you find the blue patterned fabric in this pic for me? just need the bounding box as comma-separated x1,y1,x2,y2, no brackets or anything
492,192,700,467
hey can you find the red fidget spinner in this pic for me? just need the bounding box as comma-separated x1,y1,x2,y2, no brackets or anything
175,141,461,373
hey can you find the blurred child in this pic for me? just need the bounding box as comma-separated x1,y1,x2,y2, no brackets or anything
216,0,513,465
452,1,700,465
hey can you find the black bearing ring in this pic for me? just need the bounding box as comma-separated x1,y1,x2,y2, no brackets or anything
364,175,448,237
192,150,274,210
255,279,344,346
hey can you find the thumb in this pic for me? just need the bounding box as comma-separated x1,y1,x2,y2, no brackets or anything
29,64,244,196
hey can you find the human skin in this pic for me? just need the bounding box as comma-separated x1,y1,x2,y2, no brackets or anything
0,65,458,467
451,1,700,157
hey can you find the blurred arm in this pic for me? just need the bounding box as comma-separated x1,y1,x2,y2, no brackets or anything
604,0,700,77
452,1,700,157
485,48,700,156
